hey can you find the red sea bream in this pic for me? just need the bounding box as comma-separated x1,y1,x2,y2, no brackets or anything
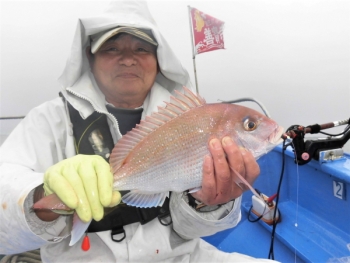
109,87,284,207
34,87,284,245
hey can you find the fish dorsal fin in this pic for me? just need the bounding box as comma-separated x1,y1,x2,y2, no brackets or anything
110,87,206,173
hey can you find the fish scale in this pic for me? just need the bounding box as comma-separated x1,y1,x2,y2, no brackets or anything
113,105,224,191
110,89,284,207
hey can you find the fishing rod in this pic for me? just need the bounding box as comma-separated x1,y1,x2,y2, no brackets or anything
0,116,25,120
282,118,350,165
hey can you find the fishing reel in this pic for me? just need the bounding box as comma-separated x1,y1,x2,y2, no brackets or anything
282,118,350,165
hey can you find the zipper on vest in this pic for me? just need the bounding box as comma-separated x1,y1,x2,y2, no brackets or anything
66,88,120,251
66,88,122,138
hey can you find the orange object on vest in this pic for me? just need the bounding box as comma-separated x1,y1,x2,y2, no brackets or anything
82,235,90,251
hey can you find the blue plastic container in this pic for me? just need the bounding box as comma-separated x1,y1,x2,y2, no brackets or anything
203,145,350,263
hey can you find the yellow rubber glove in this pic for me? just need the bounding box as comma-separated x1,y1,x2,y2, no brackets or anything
43,155,121,223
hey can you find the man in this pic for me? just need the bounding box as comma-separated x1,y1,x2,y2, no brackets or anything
0,1,276,262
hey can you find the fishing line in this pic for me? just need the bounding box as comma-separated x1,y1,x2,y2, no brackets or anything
268,139,287,260
267,140,300,261
319,124,350,136
245,140,287,259
221,98,271,118
290,140,300,263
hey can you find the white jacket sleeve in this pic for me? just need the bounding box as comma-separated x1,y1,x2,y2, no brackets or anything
0,98,74,254
169,192,241,239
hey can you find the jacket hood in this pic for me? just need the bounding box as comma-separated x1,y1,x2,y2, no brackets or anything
58,0,191,93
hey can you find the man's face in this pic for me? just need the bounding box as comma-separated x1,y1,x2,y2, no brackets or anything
88,33,158,107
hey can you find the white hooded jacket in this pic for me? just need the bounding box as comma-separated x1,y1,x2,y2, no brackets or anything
0,1,276,262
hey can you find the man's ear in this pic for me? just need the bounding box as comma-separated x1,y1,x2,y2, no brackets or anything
85,46,94,68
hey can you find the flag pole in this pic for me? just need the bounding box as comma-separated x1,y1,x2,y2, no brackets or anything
188,6,199,94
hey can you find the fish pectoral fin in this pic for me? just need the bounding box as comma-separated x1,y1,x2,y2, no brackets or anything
122,191,168,208
69,213,91,246
188,187,201,193
229,166,264,201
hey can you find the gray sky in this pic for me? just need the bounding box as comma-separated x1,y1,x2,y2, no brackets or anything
1,0,349,151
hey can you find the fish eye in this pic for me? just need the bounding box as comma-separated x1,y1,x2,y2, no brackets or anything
243,118,258,131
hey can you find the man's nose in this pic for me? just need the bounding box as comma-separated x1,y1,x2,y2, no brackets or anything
119,50,136,66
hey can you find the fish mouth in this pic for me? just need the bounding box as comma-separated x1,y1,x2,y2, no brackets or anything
268,126,284,145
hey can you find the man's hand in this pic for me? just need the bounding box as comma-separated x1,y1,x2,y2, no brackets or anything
40,155,121,222
191,136,260,206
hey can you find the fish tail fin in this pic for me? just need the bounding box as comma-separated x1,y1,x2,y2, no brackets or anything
69,213,91,246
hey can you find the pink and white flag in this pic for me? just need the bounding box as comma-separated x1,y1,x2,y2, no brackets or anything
190,7,225,55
